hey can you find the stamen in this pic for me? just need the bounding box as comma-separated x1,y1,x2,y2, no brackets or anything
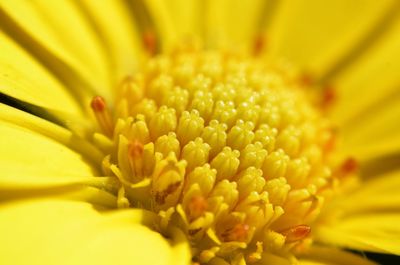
281,225,311,243
128,140,144,178
321,85,336,109
188,195,208,220
90,96,113,137
299,73,314,86
221,223,250,242
341,157,358,174
253,34,265,56
154,181,181,205
142,30,157,55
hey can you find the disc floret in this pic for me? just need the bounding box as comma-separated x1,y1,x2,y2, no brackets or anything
91,48,347,264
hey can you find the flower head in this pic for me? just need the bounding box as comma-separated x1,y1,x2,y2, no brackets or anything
0,1,399,265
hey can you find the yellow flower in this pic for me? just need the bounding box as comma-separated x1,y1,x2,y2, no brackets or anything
0,1,399,265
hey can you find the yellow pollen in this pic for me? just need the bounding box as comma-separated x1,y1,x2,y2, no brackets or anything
91,46,351,264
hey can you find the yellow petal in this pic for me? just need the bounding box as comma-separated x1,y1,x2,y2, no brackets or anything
315,171,400,254
338,97,400,167
299,246,378,265
0,103,103,164
0,175,114,191
265,0,397,79
0,199,187,265
134,0,177,52
330,14,400,126
203,0,265,50
0,31,82,115
0,174,118,207
316,214,400,255
0,120,98,177
202,0,228,48
222,0,265,48
0,0,112,99
336,170,400,214
164,0,204,40
77,0,144,81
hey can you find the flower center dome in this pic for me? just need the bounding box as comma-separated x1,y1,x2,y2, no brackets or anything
91,47,346,264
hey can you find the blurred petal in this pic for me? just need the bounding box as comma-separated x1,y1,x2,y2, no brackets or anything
134,0,177,52
203,0,228,48
315,170,400,254
331,17,400,163
264,0,397,79
77,0,144,81
220,0,265,49
340,97,400,163
0,31,82,115
0,199,187,265
163,0,204,40
316,213,400,255
202,0,266,51
299,246,378,265
335,170,400,215
331,15,400,126
0,0,112,100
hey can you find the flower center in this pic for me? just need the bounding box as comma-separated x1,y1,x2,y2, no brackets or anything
91,47,353,264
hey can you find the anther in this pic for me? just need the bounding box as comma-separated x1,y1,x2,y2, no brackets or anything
221,223,250,242
341,157,358,174
154,181,181,205
299,73,314,86
320,85,336,109
90,96,114,137
188,195,208,220
128,140,144,178
281,225,311,243
142,30,157,56
253,34,266,56
323,127,337,152
129,139,144,157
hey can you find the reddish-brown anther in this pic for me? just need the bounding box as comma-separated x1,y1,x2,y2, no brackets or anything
143,30,157,55
188,195,208,220
282,225,311,243
129,140,144,158
90,96,107,112
221,223,250,242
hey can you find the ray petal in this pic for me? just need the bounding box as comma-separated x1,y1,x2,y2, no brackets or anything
264,0,397,80
0,0,112,100
0,199,189,265
77,0,144,82
0,103,102,177
299,246,378,265
0,31,83,116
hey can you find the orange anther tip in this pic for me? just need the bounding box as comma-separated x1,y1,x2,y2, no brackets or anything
341,157,358,173
143,30,156,55
91,96,106,112
188,195,208,218
129,140,144,158
282,225,311,243
299,73,314,86
322,86,336,106
222,223,250,242
253,34,265,56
